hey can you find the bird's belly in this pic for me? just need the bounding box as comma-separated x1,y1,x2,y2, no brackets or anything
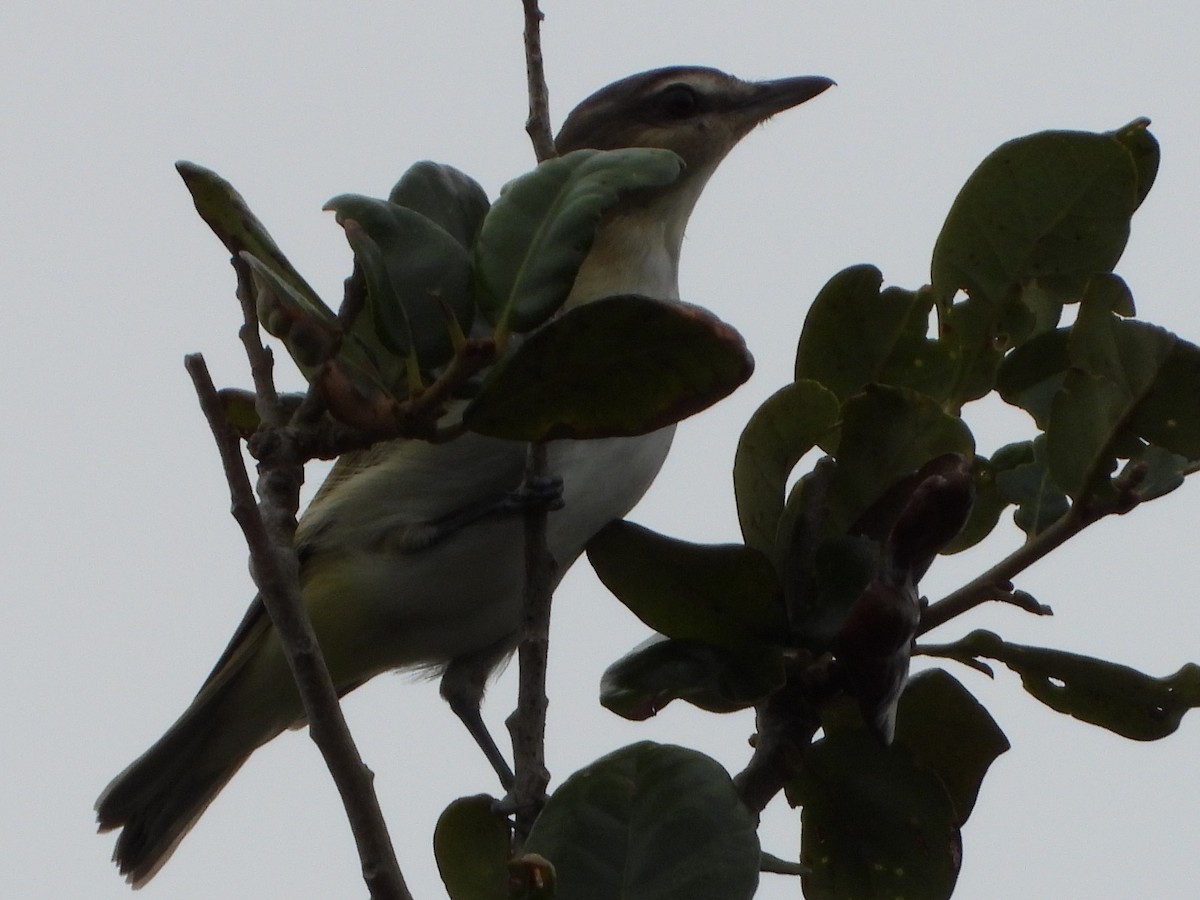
307,427,676,680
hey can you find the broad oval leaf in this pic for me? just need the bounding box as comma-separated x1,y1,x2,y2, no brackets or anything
794,265,954,402
894,669,1009,825
586,520,786,649
388,160,489,250
931,127,1145,307
788,730,960,900
463,295,753,441
601,635,785,719
733,380,839,558
825,385,976,536
474,147,683,334
325,193,473,369
433,795,510,900
525,742,760,900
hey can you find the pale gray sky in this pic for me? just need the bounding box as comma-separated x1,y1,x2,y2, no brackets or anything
4,2,1199,898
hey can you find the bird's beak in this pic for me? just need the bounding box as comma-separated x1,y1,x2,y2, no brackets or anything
743,75,835,123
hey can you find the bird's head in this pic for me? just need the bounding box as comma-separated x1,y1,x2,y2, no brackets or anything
555,66,833,305
556,66,833,173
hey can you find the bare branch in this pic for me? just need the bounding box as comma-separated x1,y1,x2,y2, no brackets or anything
919,482,1144,634
521,0,556,161
184,352,412,900
508,0,558,845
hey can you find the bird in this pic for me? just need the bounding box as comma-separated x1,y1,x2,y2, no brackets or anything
95,65,833,887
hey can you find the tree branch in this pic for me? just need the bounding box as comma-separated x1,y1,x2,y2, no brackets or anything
185,346,411,898
920,470,1148,635
521,0,555,162
508,0,557,845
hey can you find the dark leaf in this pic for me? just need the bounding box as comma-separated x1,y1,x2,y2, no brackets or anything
474,148,683,334
733,380,839,558
586,520,786,649
931,128,1142,308
894,669,1009,825
525,743,759,900
433,795,511,900
1109,118,1159,208
996,327,1071,429
325,193,473,369
789,730,960,900
464,295,752,440
176,161,330,315
388,160,490,250
993,436,1069,536
825,385,975,536
241,252,342,374
795,265,953,401
940,630,1200,741
600,636,785,719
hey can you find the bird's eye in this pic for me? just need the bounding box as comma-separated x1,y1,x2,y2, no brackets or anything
655,84,701,119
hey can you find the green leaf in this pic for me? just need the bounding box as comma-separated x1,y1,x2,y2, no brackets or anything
339,220,415,360
894,669,1009,825
930,127,1153,409
433,795,511,900
825,385,975,536
216,388,304,439
939,630,1200,741
940,454,1009,554
733,380,839,558
1126,336,1200,461
586,520,786,649
388,160,490,250
473,148,683,334
1047,291,1180,499
463,295,752,440
794,265,954,402
600,636,785,719
993,436,1069,537
1110,118,1160,208
788,730,960,900
325,193,473,369
525,743,759,900
995,327,1071,429
1123,445,1187,502
931,128,1142,308
176,161,331,315
241,252,341,374
798,534,881,651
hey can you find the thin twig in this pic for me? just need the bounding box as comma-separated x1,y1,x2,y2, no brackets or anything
232,256,283,423
521,0,556,161
184,353,412,900
919,484,1145,635
509,0,557,845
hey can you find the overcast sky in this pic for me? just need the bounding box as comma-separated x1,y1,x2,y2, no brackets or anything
4,2,1199,898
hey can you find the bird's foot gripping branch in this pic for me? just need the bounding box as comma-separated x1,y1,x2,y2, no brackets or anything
582,119,1200,899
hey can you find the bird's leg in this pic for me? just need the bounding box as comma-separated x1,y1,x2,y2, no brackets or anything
440,647,516,791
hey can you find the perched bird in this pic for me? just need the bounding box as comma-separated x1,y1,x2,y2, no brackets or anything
96,65,833,886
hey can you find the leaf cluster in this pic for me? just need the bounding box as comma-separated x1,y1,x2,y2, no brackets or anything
570,120,1200,898
179,149,753,449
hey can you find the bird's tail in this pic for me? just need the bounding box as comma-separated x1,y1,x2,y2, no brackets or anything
95,684,262,887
